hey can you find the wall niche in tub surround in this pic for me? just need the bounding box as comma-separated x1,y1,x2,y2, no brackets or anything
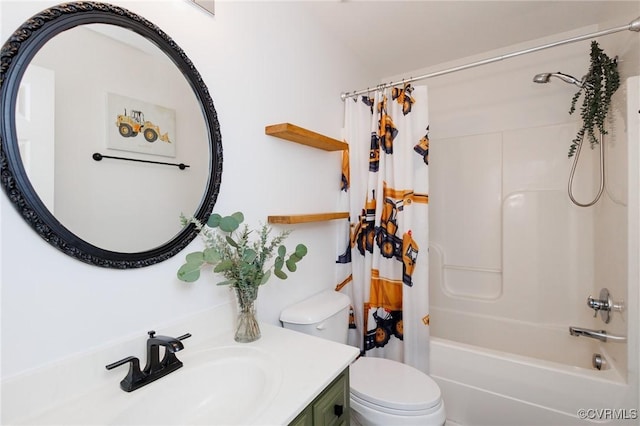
0,1,223,268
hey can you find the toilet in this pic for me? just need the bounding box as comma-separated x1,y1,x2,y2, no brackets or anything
280,290,446,426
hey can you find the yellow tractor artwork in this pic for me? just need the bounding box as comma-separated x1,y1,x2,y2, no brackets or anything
116,109,171,143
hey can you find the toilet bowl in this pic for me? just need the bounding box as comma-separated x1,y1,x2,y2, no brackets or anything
280,290,446,426
349,356,445,425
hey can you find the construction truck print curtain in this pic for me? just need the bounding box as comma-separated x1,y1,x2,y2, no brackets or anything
338,84,430,373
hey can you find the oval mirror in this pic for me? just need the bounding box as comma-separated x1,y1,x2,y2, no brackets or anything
0,2,223,268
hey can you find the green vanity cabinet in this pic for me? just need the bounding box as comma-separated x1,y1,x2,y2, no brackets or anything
290,368,350,426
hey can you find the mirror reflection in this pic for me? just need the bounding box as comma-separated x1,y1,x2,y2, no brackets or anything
16,24,210,252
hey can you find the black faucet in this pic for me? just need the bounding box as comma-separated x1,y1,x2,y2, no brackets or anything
106,331,191,392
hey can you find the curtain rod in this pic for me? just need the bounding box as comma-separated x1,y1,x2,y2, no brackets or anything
340,16,640,101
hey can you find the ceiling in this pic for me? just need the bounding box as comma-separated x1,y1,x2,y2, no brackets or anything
296,1,640,79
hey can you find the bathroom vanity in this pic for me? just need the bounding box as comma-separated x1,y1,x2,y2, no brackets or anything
290,368,350,426
2,306,359,425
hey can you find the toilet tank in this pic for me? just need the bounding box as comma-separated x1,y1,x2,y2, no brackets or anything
280,290,350,344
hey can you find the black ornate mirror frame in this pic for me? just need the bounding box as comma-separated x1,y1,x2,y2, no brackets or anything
0,2,223,268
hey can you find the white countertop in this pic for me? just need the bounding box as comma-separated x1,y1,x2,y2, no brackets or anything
7,323,359,425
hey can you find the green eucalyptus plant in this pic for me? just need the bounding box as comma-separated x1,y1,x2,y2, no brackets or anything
177,212,308,288
568,40,620,157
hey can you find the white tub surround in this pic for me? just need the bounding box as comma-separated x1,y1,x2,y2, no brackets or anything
426,73,639,424
430,307,612,369
430,338,631,426
2,304,359,425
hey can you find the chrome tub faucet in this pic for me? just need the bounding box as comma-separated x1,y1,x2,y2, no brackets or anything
568,326,626,343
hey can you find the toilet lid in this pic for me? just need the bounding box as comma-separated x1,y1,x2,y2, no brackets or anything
350,357,441,413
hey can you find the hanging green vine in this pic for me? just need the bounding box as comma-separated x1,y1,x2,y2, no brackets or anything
568,41,620,157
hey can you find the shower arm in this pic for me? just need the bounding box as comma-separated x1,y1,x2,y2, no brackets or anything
568,133,605,207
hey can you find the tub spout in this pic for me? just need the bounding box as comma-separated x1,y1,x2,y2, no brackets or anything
569,326,626,343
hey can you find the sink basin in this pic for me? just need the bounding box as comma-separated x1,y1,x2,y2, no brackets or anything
109,346,282,425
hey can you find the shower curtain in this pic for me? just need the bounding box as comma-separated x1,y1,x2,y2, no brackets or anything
337,84,430,372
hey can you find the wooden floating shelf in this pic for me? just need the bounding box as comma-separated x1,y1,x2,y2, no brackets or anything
267,212,349,224
265,123,348,151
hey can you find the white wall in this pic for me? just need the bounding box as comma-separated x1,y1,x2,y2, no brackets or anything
627,74,640,416
0,0,376,378
592,21,640,382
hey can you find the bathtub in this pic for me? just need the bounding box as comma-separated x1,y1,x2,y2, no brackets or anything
429,308,633,425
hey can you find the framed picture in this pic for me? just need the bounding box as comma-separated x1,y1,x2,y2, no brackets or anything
106,93,176,157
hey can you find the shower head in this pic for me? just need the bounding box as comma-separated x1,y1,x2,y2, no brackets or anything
532,72,590,88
